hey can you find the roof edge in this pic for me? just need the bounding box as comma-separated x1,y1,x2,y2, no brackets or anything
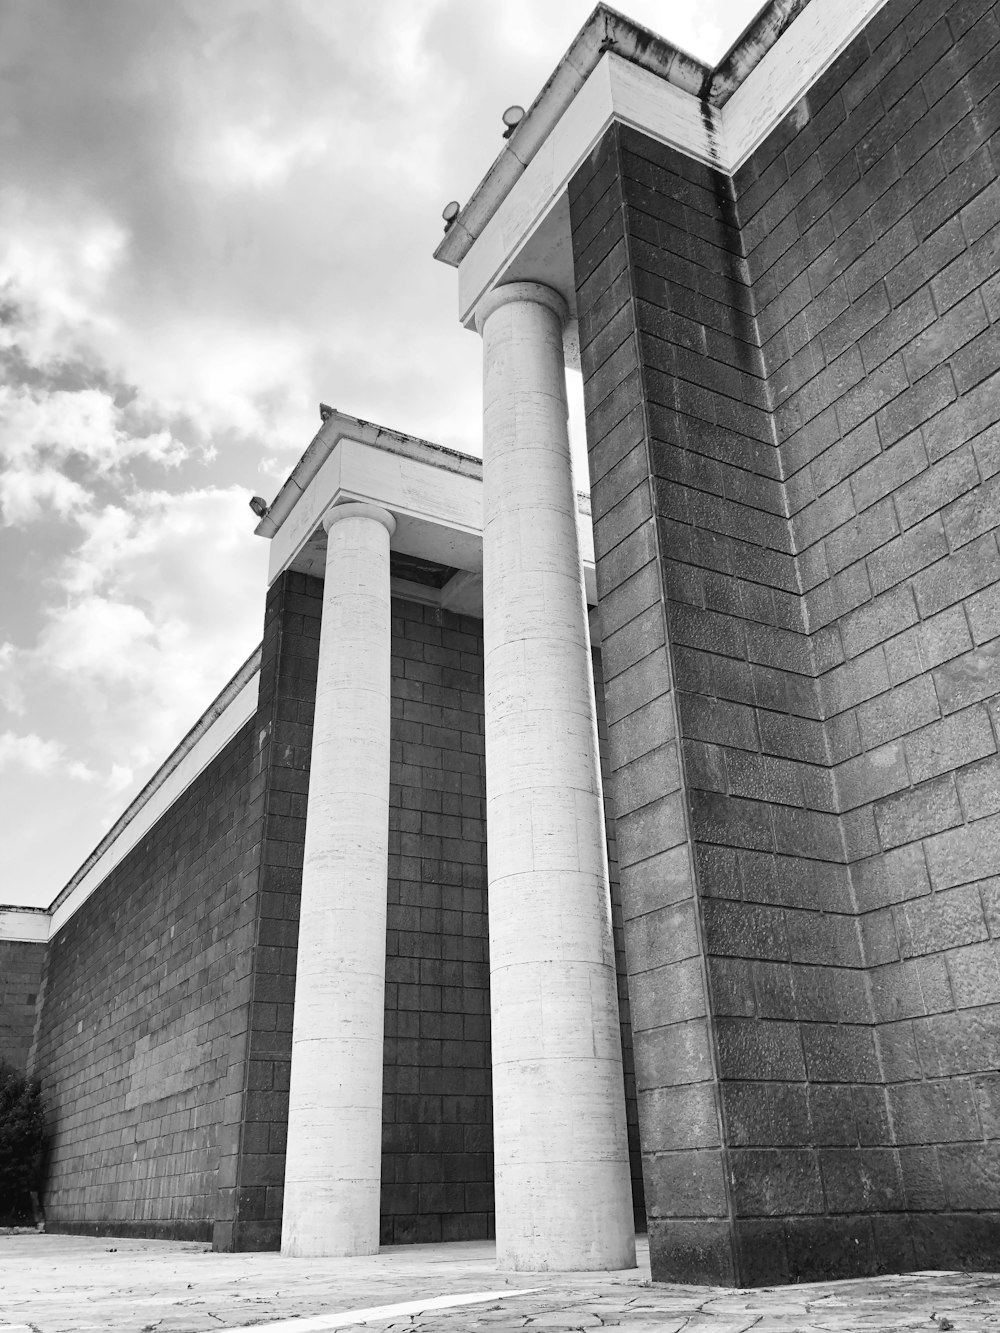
254,410,482,540
433,0,823,268
47,644,263,918
434,2,711,269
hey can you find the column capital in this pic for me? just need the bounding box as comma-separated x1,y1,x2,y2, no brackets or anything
322,502,396,538
474,281,568,335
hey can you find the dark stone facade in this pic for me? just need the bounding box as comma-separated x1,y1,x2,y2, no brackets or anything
569,0,1000,1287
0,939,45,1074
33,715,258,1244
27,570,639,1249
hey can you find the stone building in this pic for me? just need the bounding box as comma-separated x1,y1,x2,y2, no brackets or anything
2,0,999,1286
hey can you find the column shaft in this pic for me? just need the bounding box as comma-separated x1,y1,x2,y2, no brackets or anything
477,282,635,1271
281,503,395,1258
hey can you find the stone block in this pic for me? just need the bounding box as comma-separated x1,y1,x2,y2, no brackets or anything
912,1006,1000,1076
721,1081,811,1147
896,883,989,958
924,810,1000,888
819,1148,903,1212
648,1217,737,1285
715,1018,806,1081
784,1215,877,1281
637,1082,721,1151
889,1078,981,1145
939,1142,1000,1209
873,773,962,849
802,1023,880,1082
644,1149,729,1217
730,1148,824,1215
633,1018,715,1088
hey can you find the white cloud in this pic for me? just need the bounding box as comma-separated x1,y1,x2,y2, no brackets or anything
0,0,764,912
0,383,192,524
0,385,185,470
199,119,330,189
0,644,26,716
33,483,268,767
0,190,128,368
0,729,96,781
108,763,134,794
0,464,89,523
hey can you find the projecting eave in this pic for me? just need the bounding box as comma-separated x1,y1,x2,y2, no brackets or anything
252,408,599,615
254,409,481,541
433,0,891,330
433,2,711,271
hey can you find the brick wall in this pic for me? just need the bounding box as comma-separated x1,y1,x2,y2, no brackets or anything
594,648,646,1230
30,577,501,1249
28,563,640,1249
571,122,868,1285
231,582,498,1248
30,572,322,1249
34,717,258,1243
738,0,1000,1275
225,570,322,1250
0,939,45,1074
381,597,493,1244
569,0,1000,1285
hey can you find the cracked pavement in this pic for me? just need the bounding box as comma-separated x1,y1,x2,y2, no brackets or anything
0,1233,997,1332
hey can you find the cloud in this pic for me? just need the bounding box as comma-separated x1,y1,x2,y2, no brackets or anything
33,483,268,766
0,464,89,523
1,383,186,468
0,729,97,781
0,0,762,912
0,643,26,716
0,382,191,525
0,190,128,369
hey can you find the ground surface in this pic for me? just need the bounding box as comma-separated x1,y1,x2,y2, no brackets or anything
0,1232,997,1332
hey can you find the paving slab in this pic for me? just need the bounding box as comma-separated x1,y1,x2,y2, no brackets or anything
0,1232,997,1332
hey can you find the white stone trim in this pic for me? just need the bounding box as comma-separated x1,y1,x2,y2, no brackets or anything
457,56,619,329
0,909,50,943
265,435,484,588
453,0,892,324
48,660,261,939
724,0,891,171
260,426,598,610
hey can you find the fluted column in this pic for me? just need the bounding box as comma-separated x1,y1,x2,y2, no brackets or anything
281,501,396,1258
476,281,635,1272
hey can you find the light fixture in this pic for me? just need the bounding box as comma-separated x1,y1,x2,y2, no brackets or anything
249,496,269,519
502,105,525,138
442,201,460,231
319,403,334,422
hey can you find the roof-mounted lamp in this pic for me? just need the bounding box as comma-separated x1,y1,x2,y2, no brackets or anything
502,105,525,138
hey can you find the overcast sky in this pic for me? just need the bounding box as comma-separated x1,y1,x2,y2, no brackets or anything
1,0,761,908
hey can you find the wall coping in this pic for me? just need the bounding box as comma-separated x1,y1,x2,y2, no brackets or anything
25,648,264,940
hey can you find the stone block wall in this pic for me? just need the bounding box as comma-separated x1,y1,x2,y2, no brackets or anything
0,939,45,1074
571,122,869,1285
36,572,643,1249
594,648,646,1230
33,717,259,1243
569,0,1000,1286
381,597,493,1244
738,0,1000,1273
225,570,322,1250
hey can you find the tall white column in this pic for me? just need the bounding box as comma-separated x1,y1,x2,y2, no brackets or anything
476,282,636,1272
281,502,396,1258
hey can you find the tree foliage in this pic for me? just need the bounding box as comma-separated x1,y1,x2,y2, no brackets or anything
0,1063,47,1223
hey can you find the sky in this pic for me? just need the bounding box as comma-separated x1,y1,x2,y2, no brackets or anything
0,0,762,908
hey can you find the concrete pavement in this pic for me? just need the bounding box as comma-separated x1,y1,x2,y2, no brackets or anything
0,1231,998,1332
